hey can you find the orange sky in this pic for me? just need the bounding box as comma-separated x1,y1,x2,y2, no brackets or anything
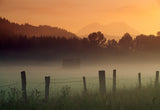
0,0,160,35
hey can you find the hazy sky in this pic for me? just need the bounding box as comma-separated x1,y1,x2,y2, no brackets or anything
0,0,160,35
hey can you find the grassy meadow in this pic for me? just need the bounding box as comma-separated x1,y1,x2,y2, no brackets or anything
1,84,160,110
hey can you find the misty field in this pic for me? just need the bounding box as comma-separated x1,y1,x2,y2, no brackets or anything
1,62,160,110
0,62,159,93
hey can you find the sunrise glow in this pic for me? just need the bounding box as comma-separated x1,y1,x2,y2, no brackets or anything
0,0,160,36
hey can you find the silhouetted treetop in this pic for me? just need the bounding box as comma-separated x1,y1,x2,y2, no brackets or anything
157,31,160,37
119,33,133,50
107,39,119,49
88,31,106,47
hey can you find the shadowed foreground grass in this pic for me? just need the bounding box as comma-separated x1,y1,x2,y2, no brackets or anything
1,85,160,110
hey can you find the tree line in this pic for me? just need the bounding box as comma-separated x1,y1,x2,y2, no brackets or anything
0,31,160,60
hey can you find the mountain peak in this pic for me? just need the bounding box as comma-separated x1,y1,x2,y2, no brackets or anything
77,22,140,40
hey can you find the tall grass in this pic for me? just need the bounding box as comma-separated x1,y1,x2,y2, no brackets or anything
1,85,160,110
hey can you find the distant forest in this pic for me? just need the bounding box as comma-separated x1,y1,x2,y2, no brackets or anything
0,17,160,62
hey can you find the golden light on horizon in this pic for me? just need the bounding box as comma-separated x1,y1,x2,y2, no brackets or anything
0,0,160,36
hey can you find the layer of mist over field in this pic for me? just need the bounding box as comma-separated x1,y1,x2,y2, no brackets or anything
1,57,160,95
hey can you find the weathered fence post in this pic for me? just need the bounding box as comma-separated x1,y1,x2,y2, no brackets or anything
21,71,27,101
99,70,106,93
113,69,116,92
138,73,141,88
83,76,87,93
45,76,50,99
155,71,159,87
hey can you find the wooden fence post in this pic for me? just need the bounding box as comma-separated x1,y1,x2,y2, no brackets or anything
113,69,116,92
45,76,50,99
155,71,159,87
138,73,141,88
21,71,27,101
99,70,106,93
83,76,87,93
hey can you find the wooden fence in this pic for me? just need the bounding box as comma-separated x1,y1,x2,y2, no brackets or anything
20,69,160,101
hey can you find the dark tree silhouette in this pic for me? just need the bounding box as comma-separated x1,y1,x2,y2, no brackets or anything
107,39,119,49
157,31,160,37
119,33,133,50
134,34,160,51
88,31,106,47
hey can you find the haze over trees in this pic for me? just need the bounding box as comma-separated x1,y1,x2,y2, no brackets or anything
0,17,160,62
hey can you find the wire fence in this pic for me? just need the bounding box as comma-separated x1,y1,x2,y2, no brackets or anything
1,70,159,102
0,76,156,93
